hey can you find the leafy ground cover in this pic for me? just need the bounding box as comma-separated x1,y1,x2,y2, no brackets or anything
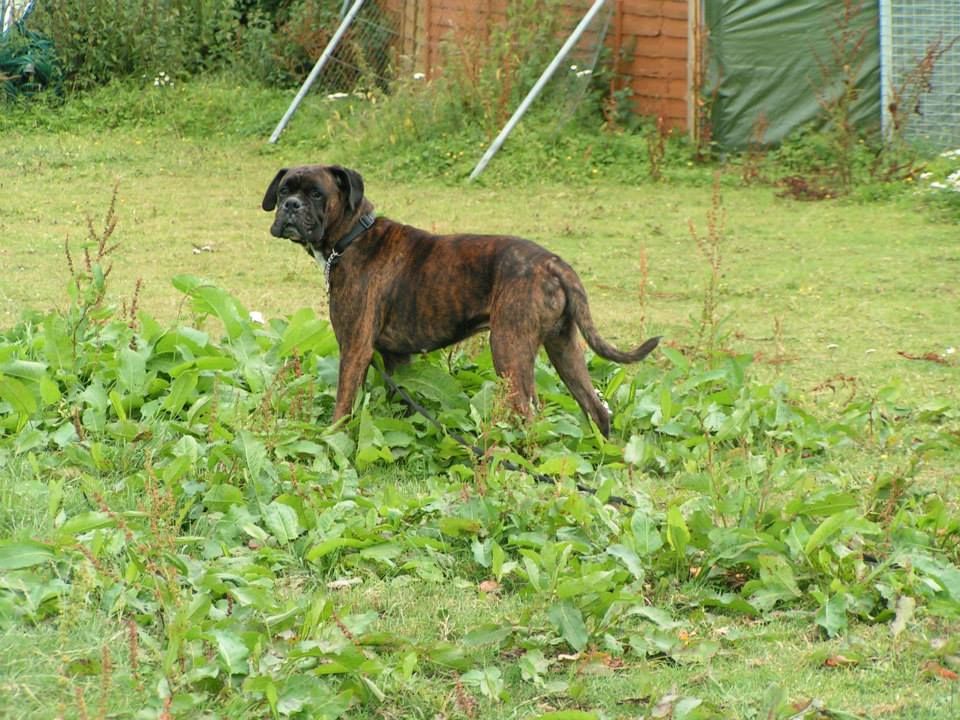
1,81,959,718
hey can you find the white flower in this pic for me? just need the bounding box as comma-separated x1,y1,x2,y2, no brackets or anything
939,148,960,159
576,69,592,77
930,181,947,189
326,92,349,100
413,72,425,81
249,311,265,325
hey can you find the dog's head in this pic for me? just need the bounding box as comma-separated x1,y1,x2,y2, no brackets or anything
262,164,367,252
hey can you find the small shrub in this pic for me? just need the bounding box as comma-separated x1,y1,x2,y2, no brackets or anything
0,21,61,99
917,148,960,221
30,0,268,89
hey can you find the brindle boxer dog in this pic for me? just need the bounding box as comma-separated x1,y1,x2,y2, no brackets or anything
262,164,660,437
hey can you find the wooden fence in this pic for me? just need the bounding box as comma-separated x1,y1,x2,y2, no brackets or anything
382,0,691,130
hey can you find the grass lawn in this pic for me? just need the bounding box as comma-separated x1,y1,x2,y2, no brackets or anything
1,96,959,719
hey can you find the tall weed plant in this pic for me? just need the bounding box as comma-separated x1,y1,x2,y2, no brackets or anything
31,0,276,89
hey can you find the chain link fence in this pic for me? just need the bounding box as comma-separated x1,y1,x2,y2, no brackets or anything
296,1,400,95
882,0,960,149
291,0,610,108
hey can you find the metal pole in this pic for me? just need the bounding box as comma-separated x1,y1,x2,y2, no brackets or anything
268,0,366,144
468,0,608,181
879,0,893,142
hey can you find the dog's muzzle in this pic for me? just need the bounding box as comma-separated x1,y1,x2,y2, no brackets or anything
271,198,320,245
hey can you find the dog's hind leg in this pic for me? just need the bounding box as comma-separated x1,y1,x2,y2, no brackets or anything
544,325,611,437
488,321,540,424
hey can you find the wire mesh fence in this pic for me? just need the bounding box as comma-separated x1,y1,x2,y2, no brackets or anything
294,0,612,117
884,0,960,149
303,1,400,95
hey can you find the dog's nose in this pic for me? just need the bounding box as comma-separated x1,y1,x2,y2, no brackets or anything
282,197,302,212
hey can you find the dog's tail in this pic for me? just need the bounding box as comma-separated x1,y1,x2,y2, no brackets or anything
556,259,661,364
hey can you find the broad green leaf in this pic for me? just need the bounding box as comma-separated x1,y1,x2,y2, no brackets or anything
263,501,302,544
461,666,504,700
117,346,147,395
786,491,859,518
426,642,471,670
557,571,616,599
660,346,689,371
519,649,550,684
59,511,114,536
306,538,371,563
0,540,55,570
658,386,675,423
279,308,337,357
173,275,248,341
804,508,859,557
665,505,690,556
236,430,267,482
625,605,681,629
0,375,37,416
162,369,198,413
548,601,588,652
276,675,352,718
438,517,483,537
42,314,72,370
243,676,278,717
203,485,245,511
631,509,664,556
393,362,465,409
815,593,848,637
213,629,249,675
463,623,513,647
359,542,404,564
356,406,391,470
606,544,644,580
911,553,960,602
0,360,48,381
538,453,584,477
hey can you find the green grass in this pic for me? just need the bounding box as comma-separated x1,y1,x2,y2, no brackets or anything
1,81,959,719
2,125,957,397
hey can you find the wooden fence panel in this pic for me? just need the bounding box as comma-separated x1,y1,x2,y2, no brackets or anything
384,0,690,130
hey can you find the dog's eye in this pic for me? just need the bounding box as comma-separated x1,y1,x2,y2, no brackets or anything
311,190,324,200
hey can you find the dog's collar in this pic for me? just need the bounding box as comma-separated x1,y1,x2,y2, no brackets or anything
312,212,376,289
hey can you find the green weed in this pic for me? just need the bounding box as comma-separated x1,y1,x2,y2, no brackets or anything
1,207,959,716
1,83,959,719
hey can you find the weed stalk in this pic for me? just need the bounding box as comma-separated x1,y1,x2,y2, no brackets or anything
688,172,726,360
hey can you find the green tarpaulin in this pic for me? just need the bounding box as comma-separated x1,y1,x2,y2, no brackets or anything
704,0,881,151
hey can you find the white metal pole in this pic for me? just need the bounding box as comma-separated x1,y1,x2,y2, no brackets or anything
879,0,893,141
468,0,608,181
268,0,366,144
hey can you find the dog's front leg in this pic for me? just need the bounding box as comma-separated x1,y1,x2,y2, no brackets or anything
333,339,375,421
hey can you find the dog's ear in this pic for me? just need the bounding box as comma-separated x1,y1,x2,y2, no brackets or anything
262,168,288,211
329,165,364,212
